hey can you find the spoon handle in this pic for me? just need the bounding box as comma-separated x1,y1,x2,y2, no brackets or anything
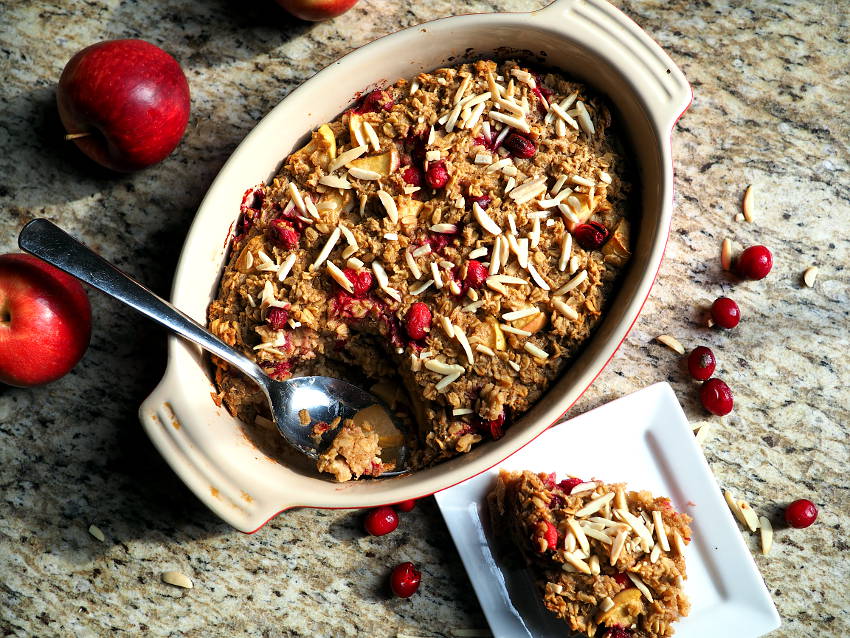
18,218,269,388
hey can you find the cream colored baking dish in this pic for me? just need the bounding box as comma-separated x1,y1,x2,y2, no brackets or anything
139,0,691,532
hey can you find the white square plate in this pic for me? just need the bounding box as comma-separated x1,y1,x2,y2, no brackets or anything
434,382,780,638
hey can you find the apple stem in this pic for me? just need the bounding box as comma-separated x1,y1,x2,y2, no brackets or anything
64,132,91,141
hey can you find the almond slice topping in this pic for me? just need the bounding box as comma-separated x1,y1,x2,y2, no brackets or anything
742,184,755,222
473,201,502,235
627,572,653,602
326,261,353,293
439,315,455,339
609,527,628,565
410,279,434,296
424,359,461,376
468,246,488,259
488,274,528,285
551,297,578,320
500,324,531,337
328,144,368,173
558,232,573,272
277,253,296,281
488,110,531,134
576,491,616,517
405,251,422,280
339,224,359,251
553,269,587,296
567,518,591,555
377,190,399,224
318,174,352,189
563,551,592,575
759,516,773,555
310,227,341,271
527,263,550,291
362,121,381,152
651,510,670,552
348,166,382,181
502,307,539,322
430,262,444,289
453,324,475,365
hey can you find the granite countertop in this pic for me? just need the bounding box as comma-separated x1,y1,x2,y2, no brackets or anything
1,0,847,636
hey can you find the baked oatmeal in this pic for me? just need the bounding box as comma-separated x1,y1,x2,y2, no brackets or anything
315,419,383,482
208,59,634,478
489,470,691,638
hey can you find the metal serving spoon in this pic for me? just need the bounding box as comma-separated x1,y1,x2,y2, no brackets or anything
18,218,407,476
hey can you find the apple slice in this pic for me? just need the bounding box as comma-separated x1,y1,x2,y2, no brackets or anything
601,218,631,267
485,316,506,351
348,147,400,177
292,123,337,169
396,195,423,220
517,311,547,334
353,404,404,448
319,189,352,213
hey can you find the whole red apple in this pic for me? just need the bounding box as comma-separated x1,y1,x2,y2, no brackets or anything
57,39,190,172
0,254,92,387
276,0,359,21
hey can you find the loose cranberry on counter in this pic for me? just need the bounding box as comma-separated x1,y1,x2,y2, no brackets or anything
700,378,734,416
737,245,773,280
572,222,610,251
390,562,421,598
425,160,449,189
785,499,818,528
394,499,417,513
503,132,537,158
542,520,559,551
405,302,432,341
266,307,290,330
465,260,488,289
363,506,399,536
711,296,741,329
687,346,717,381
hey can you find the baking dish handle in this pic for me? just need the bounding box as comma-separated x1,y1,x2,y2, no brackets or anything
533,0,692,130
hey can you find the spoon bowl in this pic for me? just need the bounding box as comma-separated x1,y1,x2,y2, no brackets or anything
18,218,408,476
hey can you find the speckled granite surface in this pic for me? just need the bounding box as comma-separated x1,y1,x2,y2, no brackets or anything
1,0,847,636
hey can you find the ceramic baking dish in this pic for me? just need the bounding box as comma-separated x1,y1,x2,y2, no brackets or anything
139,0,691,533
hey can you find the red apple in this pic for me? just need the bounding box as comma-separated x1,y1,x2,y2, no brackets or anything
57,39,190,172
0,254,92,387
275,0,359,21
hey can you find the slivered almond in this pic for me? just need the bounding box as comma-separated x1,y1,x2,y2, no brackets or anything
500,324,531,337
650,543,662,563
338,224,359,251
326,261,353,293
475,344,495,357
627,573,653,602
410,279,433,296
502,307,539,322
424,359,463,376
454,324,475,365
651,510,670,551
742,184,755,222
430,223,457,233
570,174,595,188
576,492,616,518
759,516,773,555
468,246,488,259
567,518,590,555
721,238,733,271
563,552,592,575
310,227,341,271
598,596,614,612
551,297,578,320
570,482,598,495
488,110,530,134
558,232,572,272
452,407,474,416
435,371,462,392
517,237,529,268
724,490,749,528
582,525,613,545
348,166,382,181
405,251,422,280
803,266,818,287
527,263,550,290
431,261,444,289
288,182,307,215
278,253,296,281
575,101,595,136
473,201,502,235
523,342,548,360
488,274,527,285
88,524,105,542
553,269,587,296
328,144,367,173
161,571,193,589
609,528,628,565
588,554,601,575
655,334,685,355
440,315,455,339
738,500,761,532
319,174,352,189
377,190,399,223
346,256,364,270
488,236,502,275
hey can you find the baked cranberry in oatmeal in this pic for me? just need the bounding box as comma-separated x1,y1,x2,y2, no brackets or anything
208,60,634,479
489,470,691,638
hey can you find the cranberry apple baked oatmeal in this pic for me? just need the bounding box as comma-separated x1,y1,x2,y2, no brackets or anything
489,470,691,638
208,59,633,480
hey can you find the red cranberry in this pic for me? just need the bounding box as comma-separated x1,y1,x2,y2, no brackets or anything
425,160,449,189
343,268,374,298
543,472,557,489
572,222,610,251
394,499,416,513
543,521,559,551
266,360,292,380
474,411,506,440
390,562,421,598
467,194,491,210
558,477,584,493
363,506,398,536
700,378,734,416
737,245,773,280
402,166,422,187
266,307,290,330
355,90,394,114
503,133,536,158
405,302,432,341
270,219,299,249
604,628,632,638
785,499,818,528
687,346,716,381
465,260,488,289
711,296,741,329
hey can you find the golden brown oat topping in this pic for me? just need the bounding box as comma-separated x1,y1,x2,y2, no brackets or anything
209,60,634,477
488,470,691,638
